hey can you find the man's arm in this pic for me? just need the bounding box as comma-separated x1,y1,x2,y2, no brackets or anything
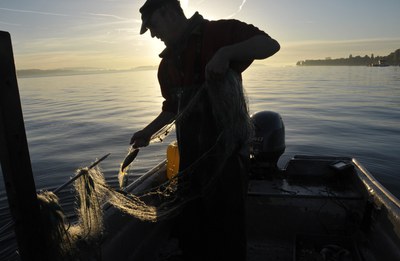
206,35,280,79
130,110,175,148
223,34,280,60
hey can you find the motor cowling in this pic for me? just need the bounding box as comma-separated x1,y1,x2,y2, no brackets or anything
250,111,285,172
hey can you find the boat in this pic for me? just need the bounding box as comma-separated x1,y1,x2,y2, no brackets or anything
94,112,400,261
370,59,390,67
97,158,400,261
4,149,399,260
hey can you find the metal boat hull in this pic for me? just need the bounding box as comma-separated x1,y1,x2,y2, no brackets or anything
99,155,400,261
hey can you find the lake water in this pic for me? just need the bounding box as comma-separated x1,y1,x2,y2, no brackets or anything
1,65,399,259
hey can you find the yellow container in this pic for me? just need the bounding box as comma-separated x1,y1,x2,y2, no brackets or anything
166,141,180,179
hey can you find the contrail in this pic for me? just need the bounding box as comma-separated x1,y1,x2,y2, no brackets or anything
85,12,125,20
225,0,247,19
0,7,69,17
238,0,247,11
0,20,20,26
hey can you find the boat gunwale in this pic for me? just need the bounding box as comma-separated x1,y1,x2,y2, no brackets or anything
352,158,400,213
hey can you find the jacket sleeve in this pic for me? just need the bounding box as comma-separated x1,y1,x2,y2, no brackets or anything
203,19,271,73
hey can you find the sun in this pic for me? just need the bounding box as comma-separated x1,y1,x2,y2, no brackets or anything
180,0,189,10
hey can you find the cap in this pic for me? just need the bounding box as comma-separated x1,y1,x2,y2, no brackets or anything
139,0,176,34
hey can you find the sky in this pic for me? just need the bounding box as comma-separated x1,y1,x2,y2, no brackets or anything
1,0,399,69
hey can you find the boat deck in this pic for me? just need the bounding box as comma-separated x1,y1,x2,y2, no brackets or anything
99,156,400,261
158,157,368,261
245,156,400,261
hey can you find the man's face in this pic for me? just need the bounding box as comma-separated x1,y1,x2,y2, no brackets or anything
146,8,176,45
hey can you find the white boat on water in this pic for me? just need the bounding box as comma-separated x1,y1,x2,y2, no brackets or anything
369,60,390,67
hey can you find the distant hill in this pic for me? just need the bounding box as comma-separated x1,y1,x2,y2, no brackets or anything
16,66,157,78
297,49,400,66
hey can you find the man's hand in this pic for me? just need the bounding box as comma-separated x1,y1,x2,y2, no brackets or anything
129,111,175,148
130,129,151,148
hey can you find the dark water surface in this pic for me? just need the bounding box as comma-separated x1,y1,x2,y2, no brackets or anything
1,65,399,259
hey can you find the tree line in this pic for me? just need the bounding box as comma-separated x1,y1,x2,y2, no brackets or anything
297,49,400,66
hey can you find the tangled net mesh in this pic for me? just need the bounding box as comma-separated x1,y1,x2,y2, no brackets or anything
36,70,252,260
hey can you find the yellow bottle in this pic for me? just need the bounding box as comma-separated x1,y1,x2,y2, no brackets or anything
166,141,180,179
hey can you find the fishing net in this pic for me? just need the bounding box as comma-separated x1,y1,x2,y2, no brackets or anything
37,166,159,260
36,69,252,260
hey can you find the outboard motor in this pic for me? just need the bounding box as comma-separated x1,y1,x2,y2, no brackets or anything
250,111,285,177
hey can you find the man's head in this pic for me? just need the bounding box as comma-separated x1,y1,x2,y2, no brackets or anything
139,0,184,35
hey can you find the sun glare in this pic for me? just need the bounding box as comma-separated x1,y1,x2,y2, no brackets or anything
180,0,189,10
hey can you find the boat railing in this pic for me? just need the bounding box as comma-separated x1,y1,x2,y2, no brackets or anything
352,158,400,214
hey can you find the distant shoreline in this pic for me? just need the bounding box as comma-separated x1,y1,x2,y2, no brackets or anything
16,66,157,78
297,49,400,66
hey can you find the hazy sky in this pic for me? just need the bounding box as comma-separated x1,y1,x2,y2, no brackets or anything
1,0,399,69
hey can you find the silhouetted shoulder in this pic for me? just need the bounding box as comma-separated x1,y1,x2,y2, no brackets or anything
205,19,270,42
